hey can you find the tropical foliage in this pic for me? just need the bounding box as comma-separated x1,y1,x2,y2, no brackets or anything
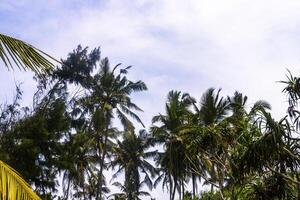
0,33,61,200
110,130,157,200
0,43,300,200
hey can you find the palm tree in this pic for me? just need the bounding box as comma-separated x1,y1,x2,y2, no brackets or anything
61,132,97,200
227,91,271,148
223,92,271,199
228,91,271,122
110,130,157,200
238,110,300,198
193,88,229,126
151,91,193,200
190,88,229,192
110,181,151,200
280,70,300,116
79,58,147,200
187,90,272,197
0,33,58,199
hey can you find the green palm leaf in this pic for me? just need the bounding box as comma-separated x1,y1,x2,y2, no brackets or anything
0,33,58,75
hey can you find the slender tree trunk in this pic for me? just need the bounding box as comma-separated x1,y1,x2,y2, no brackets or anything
178,180,181,200
80,163,86,200
169,175,173,200
97,133,108,200
171,178,177,200
192,174,196,198
182,179,185,199
41,173,46,197
83,184,86,200
211,163,215,193
96,140,102,200
96,110,110,200
65,178,71,200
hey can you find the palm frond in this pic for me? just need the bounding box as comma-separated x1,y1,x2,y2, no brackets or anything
0,160,41,200
116,108,134,131
119,105,145,127
0,34,58,75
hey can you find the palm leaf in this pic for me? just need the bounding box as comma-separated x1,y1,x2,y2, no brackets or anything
0,33,58,75
0,160,41,200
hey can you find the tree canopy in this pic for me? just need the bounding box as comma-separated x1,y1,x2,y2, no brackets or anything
0,44,299,200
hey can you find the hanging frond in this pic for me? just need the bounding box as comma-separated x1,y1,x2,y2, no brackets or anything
0,33,58,75
0,160,41,200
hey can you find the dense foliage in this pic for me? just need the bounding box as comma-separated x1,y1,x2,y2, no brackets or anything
0,45,299,200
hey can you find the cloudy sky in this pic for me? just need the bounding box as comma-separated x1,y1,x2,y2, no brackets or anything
1,0,300,199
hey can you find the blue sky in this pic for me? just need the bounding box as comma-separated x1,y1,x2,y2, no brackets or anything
1,0,300,199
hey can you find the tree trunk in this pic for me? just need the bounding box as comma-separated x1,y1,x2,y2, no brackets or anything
96,111,110,200
178,180,181,200
171,178,177,200
80,163,86,200
64,178,70,200
192,174,196,198
97,133,108,200
211,163,215,193
169,175,173,200
182,179,185,199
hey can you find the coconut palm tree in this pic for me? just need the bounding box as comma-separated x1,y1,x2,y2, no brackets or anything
60,132,97,200
110,181,151,200
151,91,194,200
188,90,272,196
190,88,230,192
78,58,147,200
193,88,229,126
110,130,157,200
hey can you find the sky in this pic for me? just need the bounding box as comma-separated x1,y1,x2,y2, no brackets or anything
1,0,300,199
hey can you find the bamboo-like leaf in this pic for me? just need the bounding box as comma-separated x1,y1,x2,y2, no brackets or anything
0,160,41,200
0,33,59,75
